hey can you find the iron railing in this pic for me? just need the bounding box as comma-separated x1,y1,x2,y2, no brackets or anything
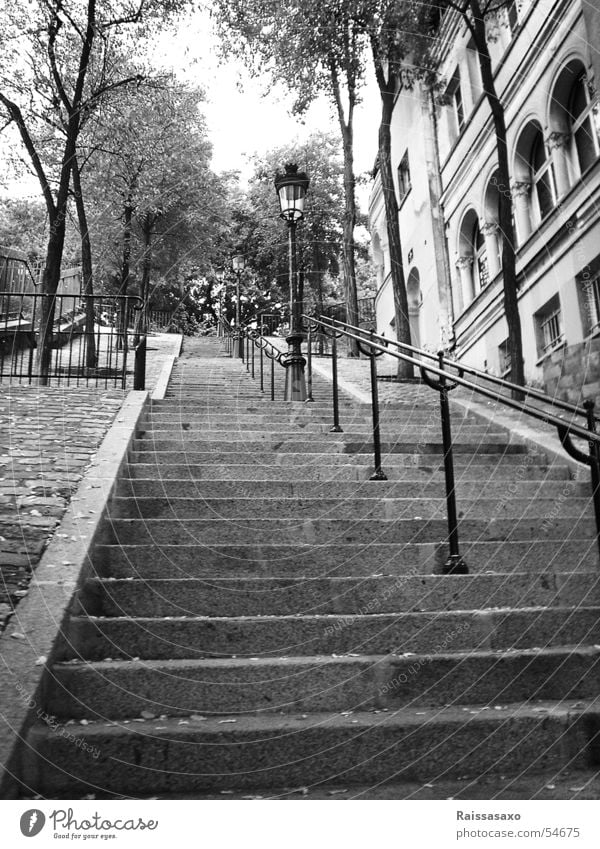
0,291,145,388
303,314,600,572
222,321,288,401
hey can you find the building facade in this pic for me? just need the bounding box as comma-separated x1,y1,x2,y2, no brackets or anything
369,0,600,399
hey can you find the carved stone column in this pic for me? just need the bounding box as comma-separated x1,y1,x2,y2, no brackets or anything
512,181,532,244
547,131,571,197
481,221,501,278
456,255,475,306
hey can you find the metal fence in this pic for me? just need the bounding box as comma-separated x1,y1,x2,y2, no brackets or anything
0,292,142,388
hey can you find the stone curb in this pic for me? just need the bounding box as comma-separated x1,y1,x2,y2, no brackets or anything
311,360,371,405
0,389,149,798
450,394,583,477
151,334,183,401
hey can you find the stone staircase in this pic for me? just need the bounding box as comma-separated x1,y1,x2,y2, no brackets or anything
22,336,600,797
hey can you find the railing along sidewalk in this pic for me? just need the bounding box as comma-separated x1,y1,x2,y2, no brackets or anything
304,314,600,572
0,291,145,389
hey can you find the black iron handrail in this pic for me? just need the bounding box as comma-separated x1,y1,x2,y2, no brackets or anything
221,322,288,401
315,315,597,424
304,313,600,571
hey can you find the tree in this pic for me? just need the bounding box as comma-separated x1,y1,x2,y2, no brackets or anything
82,81,233,329
0,0,189,379
241,132,345,322
212,0,367,355
416,0,525,390
364,1,415,378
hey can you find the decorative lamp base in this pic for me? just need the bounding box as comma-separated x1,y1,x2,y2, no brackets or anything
284,333,307,401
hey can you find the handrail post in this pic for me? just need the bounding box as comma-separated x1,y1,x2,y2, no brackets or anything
438,351,468,575
270,354,275,401
306,326,314,402
251,336,255,379
329,332,343,432
368,331,387,481
584,400,600,558
260,343,264,393
133,334,146,390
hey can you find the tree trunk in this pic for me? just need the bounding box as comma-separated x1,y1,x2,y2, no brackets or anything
118,196,133,351
340,126,359,356
313,241,326,355
470,1,525,394
135,215,153,343
378,80,413,379
72,155,97,368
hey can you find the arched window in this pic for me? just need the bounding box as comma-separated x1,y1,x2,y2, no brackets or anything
531,130,556,219
473,219,489,289
568,71,600,173
456,210,488,305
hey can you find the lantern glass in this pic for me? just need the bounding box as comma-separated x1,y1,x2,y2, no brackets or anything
232,254,245,272
277,184,306,222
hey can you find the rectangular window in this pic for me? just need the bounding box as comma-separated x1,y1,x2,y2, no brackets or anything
578,266,600,335
534,294,563,358
498,339,511,377
397,151,411,206
445,68,465,143
453,82,464,132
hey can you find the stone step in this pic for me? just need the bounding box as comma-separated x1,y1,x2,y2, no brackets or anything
137,425,507,439
105,496,594,521
132,438,519,454
64,607,600,660
141,412,489,426
98,515,593,547
126,462,568,480
93,540,598,578
46,647,600,720
23,700,598,795
114,477,592,500
81,572,600,618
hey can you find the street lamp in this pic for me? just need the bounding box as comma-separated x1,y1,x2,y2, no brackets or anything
274,163,310,401
232,252,245,358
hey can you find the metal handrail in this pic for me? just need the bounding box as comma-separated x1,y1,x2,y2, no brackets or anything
315,315,596,423
222,324,288,401
310,316,600,444
304,313,600,570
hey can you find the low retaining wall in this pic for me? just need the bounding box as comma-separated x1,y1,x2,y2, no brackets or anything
542,338,600,407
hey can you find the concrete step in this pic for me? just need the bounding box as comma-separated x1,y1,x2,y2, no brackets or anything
105,496,595,521
140,413,491,427
93,539,598,578
126,462,569,480
131,439,521,455
80,572,600,618
98,516,592,547
23,700,598,795
115,477,592,500
64,607,600,660
46,647,600,720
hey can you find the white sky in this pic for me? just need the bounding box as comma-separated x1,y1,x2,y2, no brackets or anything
1,6,381,212
155,7,381,209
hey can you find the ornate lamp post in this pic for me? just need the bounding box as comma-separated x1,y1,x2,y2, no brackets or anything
274,163,310,401
232,253,245,359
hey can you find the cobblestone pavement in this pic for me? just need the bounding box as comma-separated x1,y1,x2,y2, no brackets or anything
0,331,182,635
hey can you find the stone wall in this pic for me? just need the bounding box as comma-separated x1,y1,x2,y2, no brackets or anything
0,387,123,632
542,338,600,407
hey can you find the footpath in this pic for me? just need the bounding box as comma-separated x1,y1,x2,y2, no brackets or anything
0,332,181,636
